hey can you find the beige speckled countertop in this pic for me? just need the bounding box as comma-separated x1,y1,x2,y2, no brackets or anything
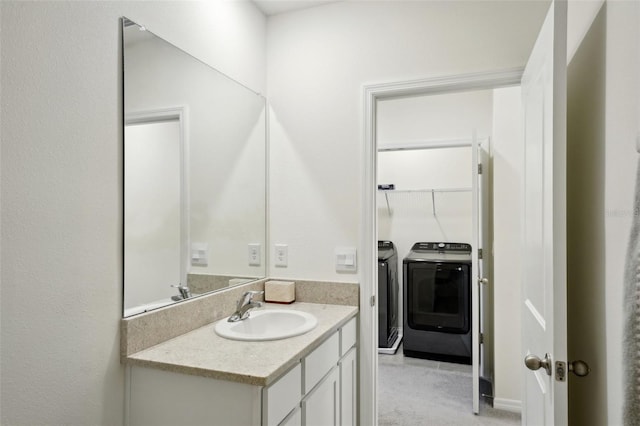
124,302,358,387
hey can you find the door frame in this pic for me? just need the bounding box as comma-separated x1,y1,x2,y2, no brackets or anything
360,68,523,425
125,106,189,309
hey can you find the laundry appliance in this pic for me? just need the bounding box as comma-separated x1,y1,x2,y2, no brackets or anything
403,242,472,364
378,241,401,354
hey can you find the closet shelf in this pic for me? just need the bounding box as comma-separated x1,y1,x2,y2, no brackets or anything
378,188,472,194
377,187,472,216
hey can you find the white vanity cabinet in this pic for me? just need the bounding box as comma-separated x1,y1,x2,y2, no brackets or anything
126,315,357,426
265,316,357,426
339,347,357,426
301,366,339,426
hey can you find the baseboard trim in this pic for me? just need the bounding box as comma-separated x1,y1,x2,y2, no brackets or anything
493,398,522,414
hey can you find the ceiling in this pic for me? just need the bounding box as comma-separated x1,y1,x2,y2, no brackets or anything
252,0,342,16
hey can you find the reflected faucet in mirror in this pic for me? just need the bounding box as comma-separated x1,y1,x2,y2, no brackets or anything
170,284,192,301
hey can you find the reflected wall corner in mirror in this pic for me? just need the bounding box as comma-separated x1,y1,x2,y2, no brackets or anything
122,17,267,318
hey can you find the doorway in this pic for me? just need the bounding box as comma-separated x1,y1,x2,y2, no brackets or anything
124,108,188,316
360,69,525,425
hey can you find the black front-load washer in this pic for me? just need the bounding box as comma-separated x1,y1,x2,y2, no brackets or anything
403,242,472,364
378,241,399,350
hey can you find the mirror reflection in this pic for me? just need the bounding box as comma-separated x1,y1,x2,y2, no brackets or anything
123,18,267,317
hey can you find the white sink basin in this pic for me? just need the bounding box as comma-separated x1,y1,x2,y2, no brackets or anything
215,309,318,341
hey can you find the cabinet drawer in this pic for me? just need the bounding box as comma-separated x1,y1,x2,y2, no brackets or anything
264,362,302,426
340,317,357,356
304,332,339,393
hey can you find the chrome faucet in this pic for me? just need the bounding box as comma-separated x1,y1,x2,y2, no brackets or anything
228,290,264,322
171,284,192,301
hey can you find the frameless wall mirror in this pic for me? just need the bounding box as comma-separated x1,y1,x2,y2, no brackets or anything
122,17,267,317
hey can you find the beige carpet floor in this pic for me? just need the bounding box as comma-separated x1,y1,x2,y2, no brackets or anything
378,344,520,426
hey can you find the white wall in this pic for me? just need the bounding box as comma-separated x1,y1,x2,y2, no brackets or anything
567,4,607,424
564,1,639,423
267,0,549,282
377,90,494,145
603,1,640,424
377,91,493,264
492,86,524,409
0,1,266,424
377,147,473,246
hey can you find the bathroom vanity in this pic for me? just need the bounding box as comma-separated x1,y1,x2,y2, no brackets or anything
123,302,358,426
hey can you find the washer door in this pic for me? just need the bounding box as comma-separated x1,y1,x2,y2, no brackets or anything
406,262,470,334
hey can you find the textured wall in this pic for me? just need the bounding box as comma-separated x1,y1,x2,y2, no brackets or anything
266,0,549,282
0,1,266,424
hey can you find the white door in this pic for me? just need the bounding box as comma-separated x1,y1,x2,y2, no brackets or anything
124,119,183,310
471,135,481,414
472,136,491,415
521,0,568,424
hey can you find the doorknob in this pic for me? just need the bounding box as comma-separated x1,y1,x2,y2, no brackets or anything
555,359,590,381
525,354,591,381
568,360,590,377
524,353,552,376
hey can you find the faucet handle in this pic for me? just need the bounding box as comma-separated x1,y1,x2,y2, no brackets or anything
237,290,264,307
171,284,192,299
244,290,264,301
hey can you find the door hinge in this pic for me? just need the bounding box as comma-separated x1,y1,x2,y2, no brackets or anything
370,295,376,307
478,164,483,174
478,248,483,259
479,333,484,344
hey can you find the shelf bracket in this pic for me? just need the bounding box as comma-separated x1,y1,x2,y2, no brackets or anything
431,190,436,216
384,192,391,215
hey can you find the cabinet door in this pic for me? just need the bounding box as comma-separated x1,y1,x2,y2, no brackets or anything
339,348,357,426
302,367,339,426
264,363,302,426
280,406,301,426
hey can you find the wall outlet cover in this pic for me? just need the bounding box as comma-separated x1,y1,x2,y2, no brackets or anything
248,243,261,266
274,244,288,267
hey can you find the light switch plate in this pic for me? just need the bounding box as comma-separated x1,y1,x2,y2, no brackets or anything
248,243,261,266
191,243,209,266
335,247,357,272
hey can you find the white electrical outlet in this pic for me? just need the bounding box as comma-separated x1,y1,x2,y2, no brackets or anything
248,243,261,266
274,244,288,267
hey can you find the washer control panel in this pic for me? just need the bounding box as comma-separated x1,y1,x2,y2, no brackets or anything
411,242,471,253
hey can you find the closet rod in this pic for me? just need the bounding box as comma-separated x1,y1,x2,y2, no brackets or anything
378,188,472,194
378,187,472,216
378,137,489,152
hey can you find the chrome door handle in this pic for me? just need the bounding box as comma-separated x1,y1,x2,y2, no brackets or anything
525,353,552,376
568,360,590,377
